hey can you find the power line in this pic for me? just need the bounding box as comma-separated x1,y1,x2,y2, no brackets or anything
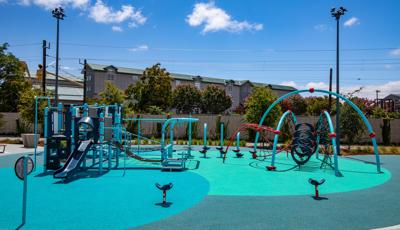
8,42,41,47
59,42,399,53
18,55,400,67
35,56,400,65
7,41,399,53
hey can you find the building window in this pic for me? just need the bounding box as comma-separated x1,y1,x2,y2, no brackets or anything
228,85,232,92
194,81,201,89
176,80,181,86
132,75,138,81
107,73,114,80
87,75,92,81
87,86,91,92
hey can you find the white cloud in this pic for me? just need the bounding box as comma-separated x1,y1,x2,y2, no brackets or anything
17,0,89,9
12,0,147,30
89,0,146,27
280,81,400,99
111,25,123,32
314,24,328,32
280,81,297,88
390,48,400,57
384,64,393,70
0,0,8,4
344,17,360,27
128,44,149,52
341,81,400,99
186,2,263,33
305,82,330,90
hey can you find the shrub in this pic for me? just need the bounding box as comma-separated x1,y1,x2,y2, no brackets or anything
99,82,124,105
381,119,391,145
147,106,164,115
340,103,365,148
215,115,229,140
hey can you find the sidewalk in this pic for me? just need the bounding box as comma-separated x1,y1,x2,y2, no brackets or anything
0,144,43,156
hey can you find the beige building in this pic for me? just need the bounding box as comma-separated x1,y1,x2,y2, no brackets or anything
85,63,296,112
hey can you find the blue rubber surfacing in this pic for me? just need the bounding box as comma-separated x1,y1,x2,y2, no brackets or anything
187,150,391,196
0,148,391,229
0,167,209,230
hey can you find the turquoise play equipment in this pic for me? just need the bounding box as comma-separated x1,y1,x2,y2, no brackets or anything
123,116,168,153
199,123,210,157
41,102,123,178
115,116,199,172
254,88,381,176
161,117,198,170
216,123,224,157
33,96,51,171
234,132,241,154
268,110,336,171
203,123,208,149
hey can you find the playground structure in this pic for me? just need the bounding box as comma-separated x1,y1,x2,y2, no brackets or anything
41,102,123,177
4,89,392,229
222,88,382,177
32,88,382,178
34,99,198,179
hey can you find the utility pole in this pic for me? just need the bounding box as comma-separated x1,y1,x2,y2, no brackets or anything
328,68,333,113
83,59,87,104
52,7,65,105
376,90,380,107
331,6,347,156
41,40,49,94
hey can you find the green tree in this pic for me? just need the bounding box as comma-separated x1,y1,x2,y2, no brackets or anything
305,96,336,116
125,63,172,112
372,107,395,145
201,85,232,114
17,87,50,125
0,43,30,112
340,102,365,149
244,87,281,141
99,81,124,105
280,95,307,115
244,86,281,126
172,84,202,114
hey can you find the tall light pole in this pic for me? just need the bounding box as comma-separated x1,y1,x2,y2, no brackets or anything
331,6,347,156
52,7,65,105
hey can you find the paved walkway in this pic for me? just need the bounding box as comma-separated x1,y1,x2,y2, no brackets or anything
0,144,42,156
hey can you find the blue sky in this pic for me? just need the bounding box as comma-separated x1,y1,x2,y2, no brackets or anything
0,0,399,98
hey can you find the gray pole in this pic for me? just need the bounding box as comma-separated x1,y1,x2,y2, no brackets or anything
42,40,47,94
22,156,28,226
83,59,87,104
331,6,346,156
55,17,59,105
335,18,341,156
52,7,65,105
